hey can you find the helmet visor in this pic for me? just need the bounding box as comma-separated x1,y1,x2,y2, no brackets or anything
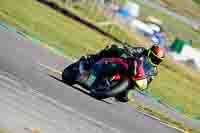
148,50,163,66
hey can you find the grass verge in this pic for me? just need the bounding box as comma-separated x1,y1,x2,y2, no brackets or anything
131,101,200,133
153,0,200,21
193,0,200,5
0,0,131,58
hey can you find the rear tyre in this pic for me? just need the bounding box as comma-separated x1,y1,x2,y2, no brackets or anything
62,63,79,85
90,80,129,99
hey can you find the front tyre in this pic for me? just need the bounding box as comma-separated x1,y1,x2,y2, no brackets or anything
90,80,129,99
115,89,134,102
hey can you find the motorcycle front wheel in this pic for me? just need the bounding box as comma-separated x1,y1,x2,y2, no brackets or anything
115,89,134,102
90,79,129,100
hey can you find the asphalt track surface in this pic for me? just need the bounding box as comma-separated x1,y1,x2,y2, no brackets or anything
0,28,181,133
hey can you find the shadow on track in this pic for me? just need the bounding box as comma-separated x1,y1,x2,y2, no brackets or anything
48,74,112,104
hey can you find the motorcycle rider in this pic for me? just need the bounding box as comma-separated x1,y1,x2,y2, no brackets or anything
79,44,165,101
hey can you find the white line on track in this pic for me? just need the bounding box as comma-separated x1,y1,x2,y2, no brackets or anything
38,63,62,75
132,106,185,133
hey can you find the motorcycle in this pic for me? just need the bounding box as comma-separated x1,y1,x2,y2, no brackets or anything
62,56,156,102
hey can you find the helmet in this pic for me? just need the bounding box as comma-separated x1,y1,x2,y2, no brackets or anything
148,45,165,66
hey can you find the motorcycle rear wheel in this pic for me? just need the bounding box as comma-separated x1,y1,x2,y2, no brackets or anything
62,62,79,85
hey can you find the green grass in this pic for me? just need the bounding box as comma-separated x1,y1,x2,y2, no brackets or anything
193,0,200,5
0,0,136,58
42,0,139,45
47,0,108,23
150,59,200,118
153,0,200,20
0,0,200,126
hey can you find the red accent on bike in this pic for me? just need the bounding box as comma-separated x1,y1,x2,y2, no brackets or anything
96,58,128,70
132,60,145,80
113,73,121,80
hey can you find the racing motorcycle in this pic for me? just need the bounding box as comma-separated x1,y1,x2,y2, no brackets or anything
62,56,156,102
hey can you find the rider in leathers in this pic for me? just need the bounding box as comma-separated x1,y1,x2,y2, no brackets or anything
79,44,165,101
